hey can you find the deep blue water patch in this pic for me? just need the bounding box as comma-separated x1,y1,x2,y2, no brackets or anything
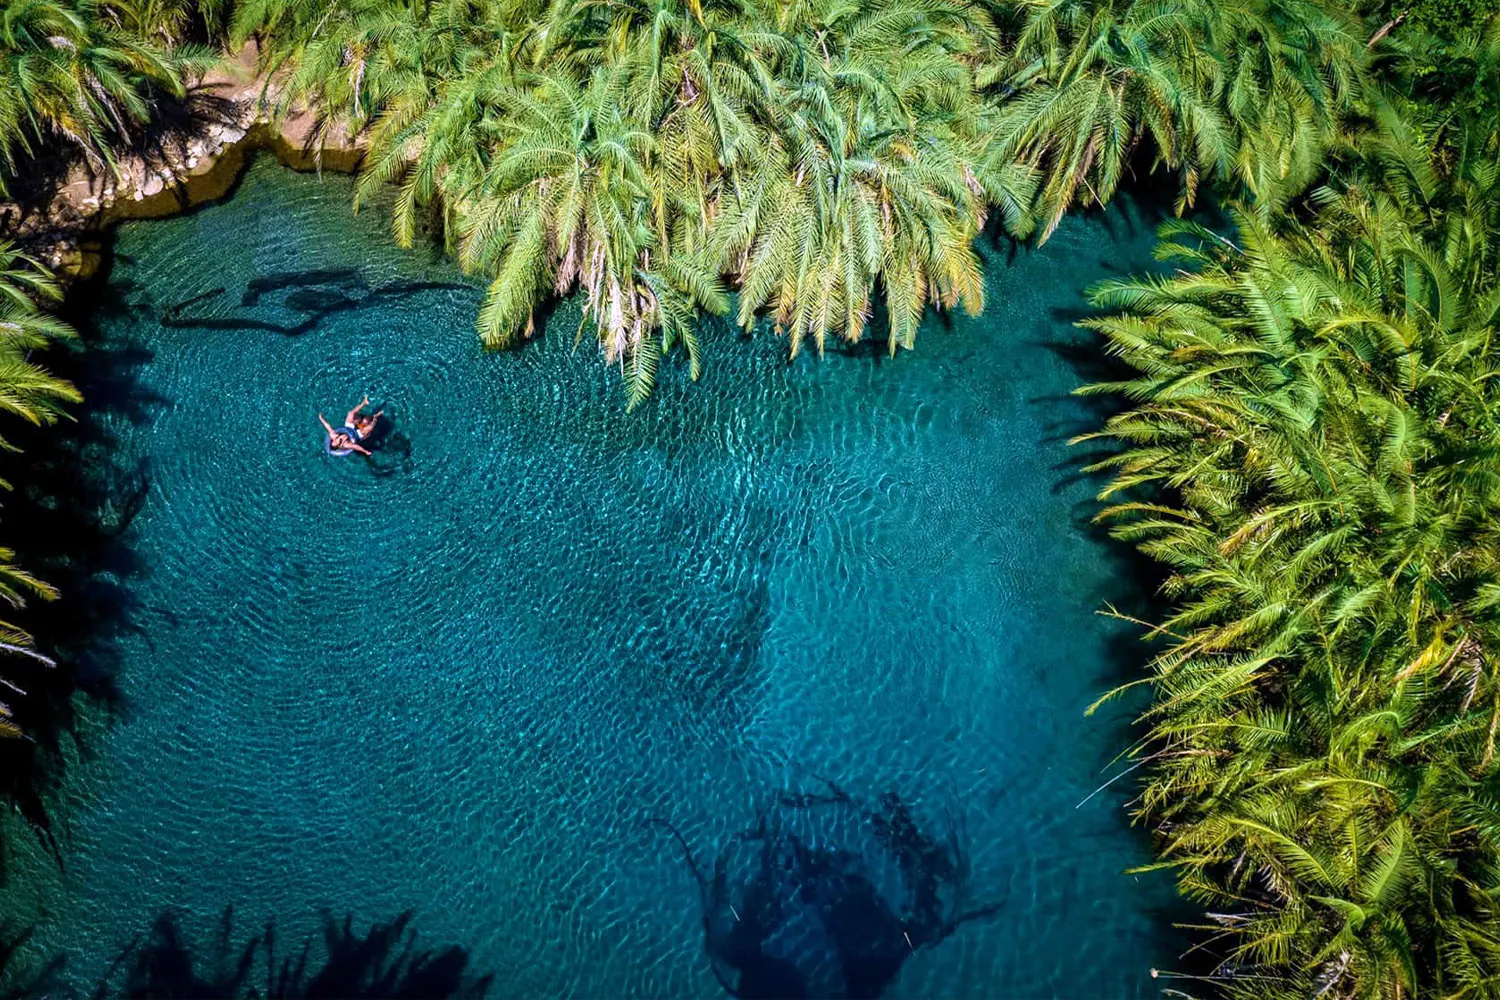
3,157,1184,998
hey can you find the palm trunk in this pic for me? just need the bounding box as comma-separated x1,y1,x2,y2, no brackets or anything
1367,10,1407,48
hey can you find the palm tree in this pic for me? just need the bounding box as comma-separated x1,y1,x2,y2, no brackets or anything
986,0,1219,236
1077,187,1500,996
0,243,80,738
236,0,1038,397
989,0,1365,238
0,0,212,195
707,0,1035,355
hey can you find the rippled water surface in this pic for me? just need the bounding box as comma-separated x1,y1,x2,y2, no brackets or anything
4,158,1183,997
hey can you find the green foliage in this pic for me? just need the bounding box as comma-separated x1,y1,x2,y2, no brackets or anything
238,0,1050,402
1380,0,1500,37
0,0,214,195
1079,15,1500,996
991,0,1369,235
0,243,80,738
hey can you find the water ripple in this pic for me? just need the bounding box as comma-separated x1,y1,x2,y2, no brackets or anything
3,156,1187,1000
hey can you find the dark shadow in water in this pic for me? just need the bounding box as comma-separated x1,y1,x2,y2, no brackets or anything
365,430,416,479
1,908,492,999
1036,330,1141,474
1031,327,1177,689
161,271,472,338
0,240,163,870
656,776,1003,1000
0,925,65,998
240,269,362,307
1079,151,1207,251
1027,194,1240,686
1017,186,1211,970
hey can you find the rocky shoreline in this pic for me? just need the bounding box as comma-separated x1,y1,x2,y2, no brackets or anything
0,43,364,279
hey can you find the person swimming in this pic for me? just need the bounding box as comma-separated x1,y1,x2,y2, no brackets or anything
319,412,372,456
346,395,384,440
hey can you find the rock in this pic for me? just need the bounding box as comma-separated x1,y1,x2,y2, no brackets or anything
221,126,246,143
140,173,166,198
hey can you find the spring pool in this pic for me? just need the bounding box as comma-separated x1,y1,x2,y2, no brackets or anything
3,157,1183,998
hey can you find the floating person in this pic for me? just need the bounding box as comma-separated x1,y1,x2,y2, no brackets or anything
345,395,384,440
319,412,372,457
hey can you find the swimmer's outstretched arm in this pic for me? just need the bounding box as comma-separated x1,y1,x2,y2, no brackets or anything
318,413,336,436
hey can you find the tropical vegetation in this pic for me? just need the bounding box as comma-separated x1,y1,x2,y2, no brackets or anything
1075,18,1500,997
0,242,80,737
228,0,1378,402
0,0,1497,997
0,0,213,197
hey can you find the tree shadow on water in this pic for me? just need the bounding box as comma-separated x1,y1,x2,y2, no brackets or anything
655,776,1004,1000
1,908,492,999
160,270,473,338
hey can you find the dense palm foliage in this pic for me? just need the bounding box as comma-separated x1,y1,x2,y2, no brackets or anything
991,0,1368,235
233,0,1054,401
231,0,1373,400
0,243,80,738
1078,17,1500,997
0,0,214,196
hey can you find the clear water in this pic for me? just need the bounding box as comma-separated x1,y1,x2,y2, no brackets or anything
3,157,1184,998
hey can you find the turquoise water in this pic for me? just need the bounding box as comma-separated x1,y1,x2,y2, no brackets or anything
3,157,1183,997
